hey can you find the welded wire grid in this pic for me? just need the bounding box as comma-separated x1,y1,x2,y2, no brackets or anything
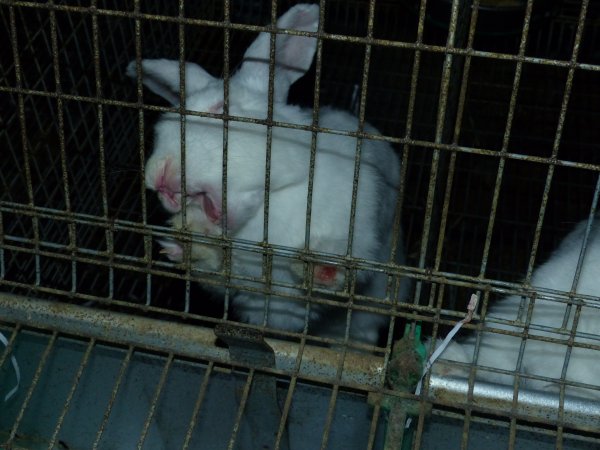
0,297,391,450
1,0,600,449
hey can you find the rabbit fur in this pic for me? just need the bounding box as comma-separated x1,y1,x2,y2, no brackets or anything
127,4,407,344
433,219,600,398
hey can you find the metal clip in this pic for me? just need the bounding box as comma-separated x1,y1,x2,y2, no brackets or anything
215,324,289,450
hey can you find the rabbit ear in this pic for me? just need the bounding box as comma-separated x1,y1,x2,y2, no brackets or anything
235,4,319,102
126,59,214,105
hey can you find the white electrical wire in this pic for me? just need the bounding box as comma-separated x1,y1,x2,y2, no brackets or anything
0,331,21,402
406,293,479,429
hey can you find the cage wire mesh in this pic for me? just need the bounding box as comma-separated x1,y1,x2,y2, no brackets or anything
1,0,600,449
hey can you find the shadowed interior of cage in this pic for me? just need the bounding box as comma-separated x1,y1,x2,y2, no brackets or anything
1,0,600,447
2,0,599,327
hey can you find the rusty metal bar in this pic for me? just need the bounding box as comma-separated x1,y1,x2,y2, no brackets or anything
3,230,600,344
320,382,341,450
524,0,590,286
227,369,254,450
221,0,230,242
365,401,381,450
319,278,361,447
0,293,386,389
478,0,535,280
48,337,96,449
5,331,58,446
138,353,173,449
130,0,152,308
1,1,600,448
2,81,600,174
220,0,233,322
433,0,480,284
2,0,599,73
431,407,600,444
175,0,194,315
181,361,215,450
275,336,307,450
302,0,325,293
344,0,377,259
261,0,277,248
428,374,600,432
1,295,600,434
48,0,78,299
423,0,473,316
7,4,41,289
90,0,114,302
417,0,465,305
402,0,427,308
91,346,135,450
216,323,290,450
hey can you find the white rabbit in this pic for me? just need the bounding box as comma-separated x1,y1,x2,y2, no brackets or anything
433,219,600,398
127,4,407,344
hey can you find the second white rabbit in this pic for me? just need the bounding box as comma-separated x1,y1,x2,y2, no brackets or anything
433,219,600,399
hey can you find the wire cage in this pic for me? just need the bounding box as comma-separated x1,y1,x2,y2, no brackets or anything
1,0,600,449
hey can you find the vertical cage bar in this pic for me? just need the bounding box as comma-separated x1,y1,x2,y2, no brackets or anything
319,332,352,449
274,376,297,450
130,0,152,307
523,0,589,285
90,0,113,300
319,383,340,450
255,0,280,327
417,0,469,307
7,331,58,446
92,346,135,450
48,338,96,449
555,170,600,447
479,0,535,279
303,0,324,292
507,292,539,450
181,361,215,450
261,0,278,247
343,0,375,259
176,0,193,314
365,402,381,450
221,0,233,321
137,352,174,449
48,0,78,293
413,282,446,450
433,0,480,276
7,4,41,286
226,369,254,450
275,337,308,450
405,0,428,306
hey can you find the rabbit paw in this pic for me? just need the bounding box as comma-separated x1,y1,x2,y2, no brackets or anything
158,239,183,261
158,239,222,272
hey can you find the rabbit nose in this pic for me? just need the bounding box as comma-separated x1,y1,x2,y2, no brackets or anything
157,187,181,212
155,158,182,212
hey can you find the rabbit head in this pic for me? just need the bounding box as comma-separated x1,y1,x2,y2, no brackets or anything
127,4,320,234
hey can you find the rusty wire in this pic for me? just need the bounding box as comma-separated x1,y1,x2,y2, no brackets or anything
1,0,600,448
